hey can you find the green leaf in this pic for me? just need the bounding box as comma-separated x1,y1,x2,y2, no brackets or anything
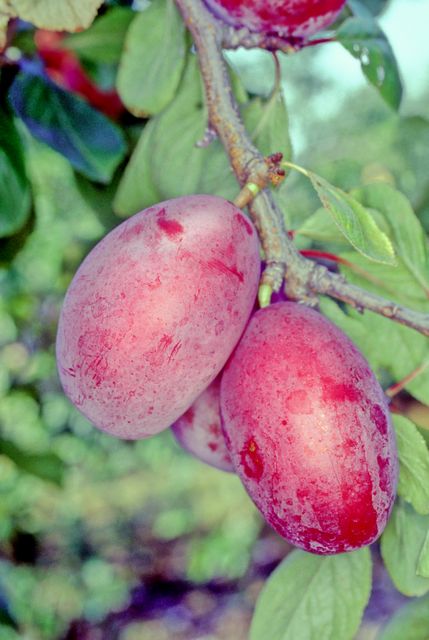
307,172,396,264
149,56,238,201
352,183,429,295
381,500,429,596
0,106,31,238
0,438,64,486
243,93,292,162
64,7,134,65
296,207,346,244
113,118,162,217
393,415,429,515
1,0,103,33
10,69,127,183
378,594,429,640
337,17,402,109
348,0,388,17
116,0,186,116
249,548,371,640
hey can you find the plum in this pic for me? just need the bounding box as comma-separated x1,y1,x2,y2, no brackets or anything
172,376,233,472
204,0,346,42
221,302,398,554
57,195,260,439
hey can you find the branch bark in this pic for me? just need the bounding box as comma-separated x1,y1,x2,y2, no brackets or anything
174,0,429,338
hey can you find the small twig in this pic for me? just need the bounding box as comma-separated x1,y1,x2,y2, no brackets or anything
308,266,429,336
386,360,429,398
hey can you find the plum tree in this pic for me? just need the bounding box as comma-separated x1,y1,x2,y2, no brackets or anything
56,195,260,439
172,376,233,472
203,0,347,42
221,302,398,554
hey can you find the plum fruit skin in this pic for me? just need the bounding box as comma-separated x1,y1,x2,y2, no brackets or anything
221,302,398,554
56,195,260,439
204,0,347,41
172,377,233,472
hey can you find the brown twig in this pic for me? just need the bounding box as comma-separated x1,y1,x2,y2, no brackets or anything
174,0,429,337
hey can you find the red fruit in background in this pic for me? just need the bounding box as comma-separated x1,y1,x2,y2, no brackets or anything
57,195,260,439
35,30,124,120
204,0,346,42
172,377,233,472
221,302,398,554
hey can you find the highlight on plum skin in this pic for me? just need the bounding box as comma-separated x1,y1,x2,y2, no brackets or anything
221,302,398,555
204,0,347,42
56,195,261,440
172,377,233,472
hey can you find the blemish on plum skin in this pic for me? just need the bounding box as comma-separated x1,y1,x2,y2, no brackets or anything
156,208,184,237
205,259,244,283
377,454,391,493
235,213,253,236
119,221,145,241
208,442,218,452
371,404,389,436
324,383,362,403
168,341,182,363
240,438,264,481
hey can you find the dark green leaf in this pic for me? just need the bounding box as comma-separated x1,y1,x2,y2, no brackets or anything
64,7,134,65
9,69,127,183
116,0,186,116
249,548,371,640
381,500,429,596
0,438,64,486
378,593,429,640
307,172,395,264
0,106,31,237
393,415,429,516
0,602,18,630
337,17,402,109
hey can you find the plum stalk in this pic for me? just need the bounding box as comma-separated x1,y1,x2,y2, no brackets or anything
174,0,429,338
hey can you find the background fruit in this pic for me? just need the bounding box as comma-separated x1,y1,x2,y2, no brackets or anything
172,376,233,472
35,30,124,119
57,195,260,439
221,302,398,554
204,0,347,42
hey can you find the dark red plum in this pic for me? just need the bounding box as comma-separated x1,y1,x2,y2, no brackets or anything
221,302,398,554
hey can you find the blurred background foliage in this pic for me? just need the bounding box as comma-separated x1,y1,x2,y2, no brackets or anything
0,0,429,638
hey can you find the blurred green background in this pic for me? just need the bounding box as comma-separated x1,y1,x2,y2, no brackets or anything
1,0,429,638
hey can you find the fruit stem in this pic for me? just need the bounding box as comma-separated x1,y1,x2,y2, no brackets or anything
234,182,261,209
258,283,273,308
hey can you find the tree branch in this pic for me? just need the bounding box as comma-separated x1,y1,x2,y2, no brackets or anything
174,0,429,337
